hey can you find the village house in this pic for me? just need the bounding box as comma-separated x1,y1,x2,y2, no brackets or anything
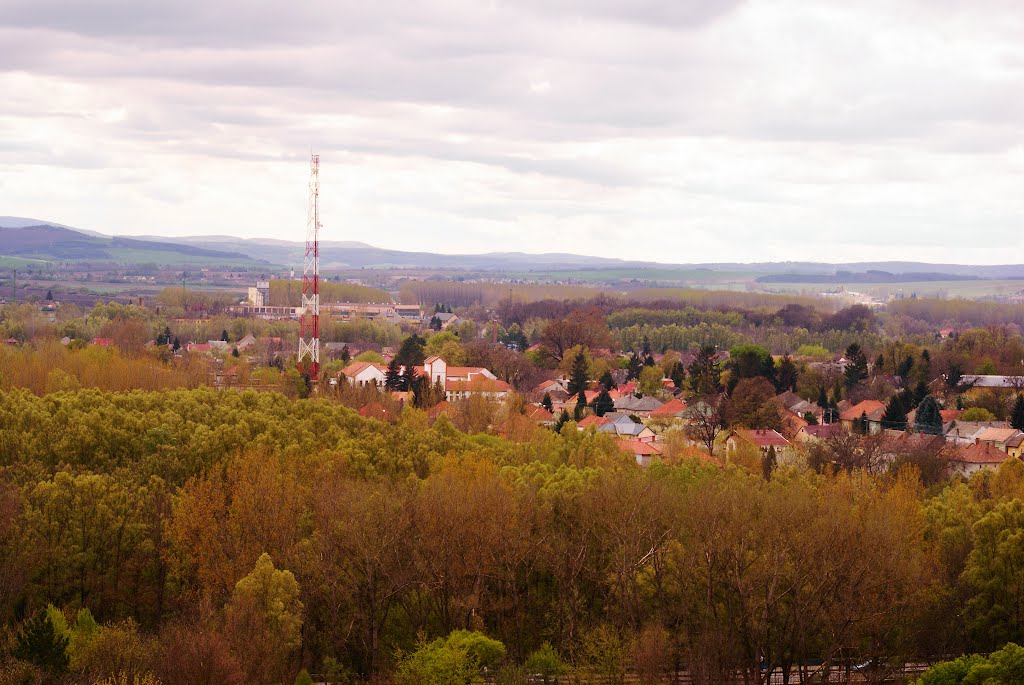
795,423,845,442
974,427,1023,453
616,439,663,467
948,441,1010,477
945,421,1011,446
725,429,791,460
1007,433,1024,459
613,395,664,417
339,355,511,402
839,400,886,434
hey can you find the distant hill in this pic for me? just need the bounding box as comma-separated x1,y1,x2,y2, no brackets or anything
3,217,1024,277
0,221,262,266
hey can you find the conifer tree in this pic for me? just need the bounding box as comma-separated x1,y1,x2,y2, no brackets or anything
762,445,777,481
567,352,589,397
541,393,553,413
574,392,587,421
592,388,615,417
14,609,69,675
844,343,869,387
914,395,944,435
384,358,402,391
1011,394,1024,431
881,391,910,430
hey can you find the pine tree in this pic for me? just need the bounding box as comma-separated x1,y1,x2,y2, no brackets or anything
817,386,828,409
221,329,229,342
574,393,587,421
384,358,402,391
402,364,419,393
641,336,652,357
232,347,240,358
553,409,570,433
626,353,643,381
844,343,869,387
14,610,69,675
567,352,589,397
45,289,54,301
599,369,617,390
669,361,686,390
914,395,944,435
541,393,553,413
881,391,910,430
396,334,426,368
340,344,351,366
688,345,722,396
172,337,181,352
1011,394,1024,431
776,355,798,392
592,388,615,417
762,445,777,481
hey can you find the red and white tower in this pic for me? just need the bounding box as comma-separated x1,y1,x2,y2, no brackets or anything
298,153,321,382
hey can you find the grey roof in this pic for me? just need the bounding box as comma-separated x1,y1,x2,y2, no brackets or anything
960,375,1024,388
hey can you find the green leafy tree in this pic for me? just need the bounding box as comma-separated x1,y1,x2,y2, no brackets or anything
525,642,565,685
294,669,314,685
913,643,1024,685
961,407,997,422
963,500,1024,648
226,553,304,685
395,631,504,685
727,344,776,391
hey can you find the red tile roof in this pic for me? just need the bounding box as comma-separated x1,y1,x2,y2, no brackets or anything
840,400,886,422
650,398,688,417
734,429,790,448
615,439,662,456
526,405,554,421
954,442,1008,465
577,415,610,429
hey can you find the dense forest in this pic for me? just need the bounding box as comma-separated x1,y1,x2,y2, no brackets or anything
1,387,1024,684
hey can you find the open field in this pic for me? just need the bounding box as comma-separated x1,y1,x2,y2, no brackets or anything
762,278,1024,300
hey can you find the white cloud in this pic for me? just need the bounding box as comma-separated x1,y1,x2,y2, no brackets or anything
1,0,1024,263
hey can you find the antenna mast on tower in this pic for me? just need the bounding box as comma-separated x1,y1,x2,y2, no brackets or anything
298,153,321,383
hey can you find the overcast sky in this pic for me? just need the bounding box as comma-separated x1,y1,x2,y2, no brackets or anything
2,1,1024,264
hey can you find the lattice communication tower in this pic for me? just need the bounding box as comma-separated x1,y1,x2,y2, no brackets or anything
298,153,321,382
